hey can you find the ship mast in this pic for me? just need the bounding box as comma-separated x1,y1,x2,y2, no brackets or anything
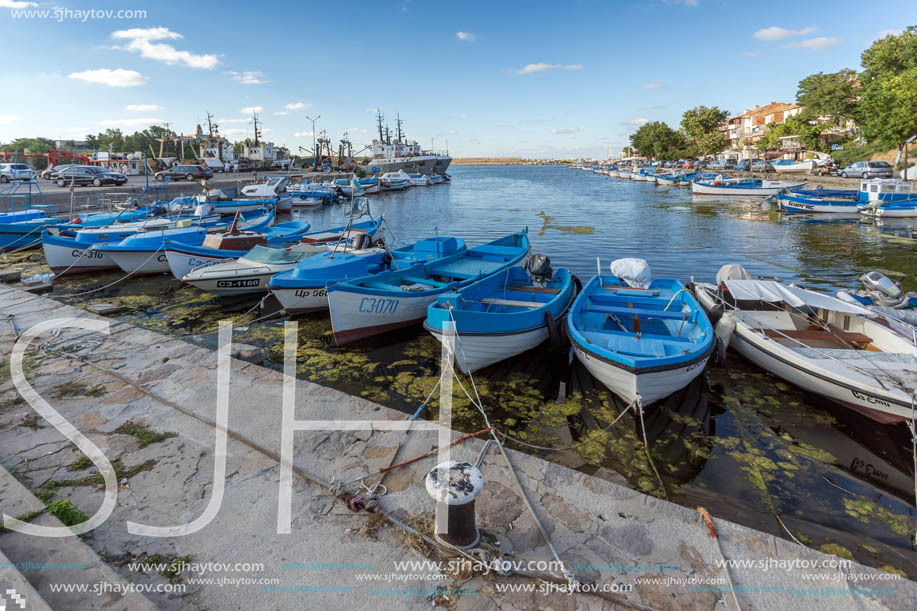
376,109,385,142
395,113,403,144
252,112,261,146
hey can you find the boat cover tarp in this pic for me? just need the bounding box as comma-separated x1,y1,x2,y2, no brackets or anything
724,279,872,316
716,264,751,284
610,258,652,289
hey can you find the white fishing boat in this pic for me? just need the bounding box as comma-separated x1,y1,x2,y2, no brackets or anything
380,170,411,191
771,159,816,174
695,267,917,423
692,177,807,196
407,173,431,186
240,176,293,213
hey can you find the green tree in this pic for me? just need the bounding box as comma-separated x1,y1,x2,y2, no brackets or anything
696,130,728,156
629,121,684,159
857,27,917,147
860,26,917,86
680,106,729,140
857,67,917,148
796,69,859,126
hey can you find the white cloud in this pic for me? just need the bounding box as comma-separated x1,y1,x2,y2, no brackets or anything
228,70,268,85
0,115,22,124
284,101,310,110
456,113,470,120
456,31,477,41
876,29,902,39
99,117,164,128
515,63,583,74
294,131,314,137
0,1,37,8
111,27,219,69
241,106,264,114
551,127,580,135
68,68,147,87
781,37,842,50
641,80,664,89
274,111,289,116
626,118,649,126
753,25,815,41
125,104,161,111
223,128,248,136
218,118,249,124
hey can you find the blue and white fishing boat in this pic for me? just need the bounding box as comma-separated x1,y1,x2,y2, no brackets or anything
42,212,227,275
567,259,714,405
407,174,431,186
359,177,382,193
327,231,530,344
0,207,60,251
425,256,575,373
270,235,465,315
776,187,861,213
380,170,411,191
771,159,816,174
166,217,380,282
692,176,806,196
91,209,274,275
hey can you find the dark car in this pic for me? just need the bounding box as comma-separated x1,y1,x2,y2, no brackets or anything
154,164,214,181
55,166,127,187
735,160,752,172
41,164,81,180
751,160,773,172
840,161,894,179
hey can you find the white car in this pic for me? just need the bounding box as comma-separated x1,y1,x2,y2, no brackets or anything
0,163,37,183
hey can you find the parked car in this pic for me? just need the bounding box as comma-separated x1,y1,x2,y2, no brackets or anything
154,164,214,181
813,160,841,177
682,159,695,169
840,161,893,179
41,164,81,180
55,166,127,187
708,159,727,170
734,160,752,172
724,158,737,169
751,160,774,172
0,163,37,183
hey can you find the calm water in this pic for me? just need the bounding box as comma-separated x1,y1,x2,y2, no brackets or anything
33,165,916,575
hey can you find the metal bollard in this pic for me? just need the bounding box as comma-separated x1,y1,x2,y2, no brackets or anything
425,461,484,549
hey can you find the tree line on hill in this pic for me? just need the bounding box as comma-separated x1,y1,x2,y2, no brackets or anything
629,26,917,163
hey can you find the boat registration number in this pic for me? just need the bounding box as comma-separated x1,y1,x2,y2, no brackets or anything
294,288,326,298
74,249,104,260
359,297,398,314
216,279,260,288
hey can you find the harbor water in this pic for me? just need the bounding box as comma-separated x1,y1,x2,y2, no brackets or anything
11,164,916,577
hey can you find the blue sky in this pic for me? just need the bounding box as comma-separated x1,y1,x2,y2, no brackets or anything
0,0,912,158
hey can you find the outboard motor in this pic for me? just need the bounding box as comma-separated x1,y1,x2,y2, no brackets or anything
525,254,553,285
859,271,902,304
350,233,372,250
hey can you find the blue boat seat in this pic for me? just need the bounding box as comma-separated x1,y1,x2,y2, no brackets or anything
468,245,520,258
580,331,668,357
435,259,504,278
585,303,688,321
402,275,449,287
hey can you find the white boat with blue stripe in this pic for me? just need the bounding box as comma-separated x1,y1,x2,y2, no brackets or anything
567,259,714,406
425,256,576,373
328,230,530,345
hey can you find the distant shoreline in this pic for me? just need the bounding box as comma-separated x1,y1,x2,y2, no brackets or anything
450,157,527,166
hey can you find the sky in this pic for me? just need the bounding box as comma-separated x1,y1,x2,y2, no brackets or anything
0,0,913,158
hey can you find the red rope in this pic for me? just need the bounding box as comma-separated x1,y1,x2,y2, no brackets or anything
378,427,495,474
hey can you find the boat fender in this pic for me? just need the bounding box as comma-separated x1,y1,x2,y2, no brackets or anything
715,311,736,349
70,217,82,225
544,311,566,352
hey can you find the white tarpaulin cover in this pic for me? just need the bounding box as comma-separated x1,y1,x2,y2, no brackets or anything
610,258,653,289
716,264,751,284
724,280,873,316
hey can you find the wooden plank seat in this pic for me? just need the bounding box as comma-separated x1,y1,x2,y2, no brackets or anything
434,259,504,278
585,303,688,321
401,275,448,287
600,285,660,296
759,328,873,344
510,285,561,294
480,298,542,309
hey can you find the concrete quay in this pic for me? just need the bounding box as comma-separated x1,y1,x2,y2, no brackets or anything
0,284,913,610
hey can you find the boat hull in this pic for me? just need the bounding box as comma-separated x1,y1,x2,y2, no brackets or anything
107,249,171,275
183,270,278,296
776,195,860,213
271,286,329,314
572,338,710,406
165,246,236,281
427,324,549,373
692,181,806,196
328,288,431,344
42,237,118,274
